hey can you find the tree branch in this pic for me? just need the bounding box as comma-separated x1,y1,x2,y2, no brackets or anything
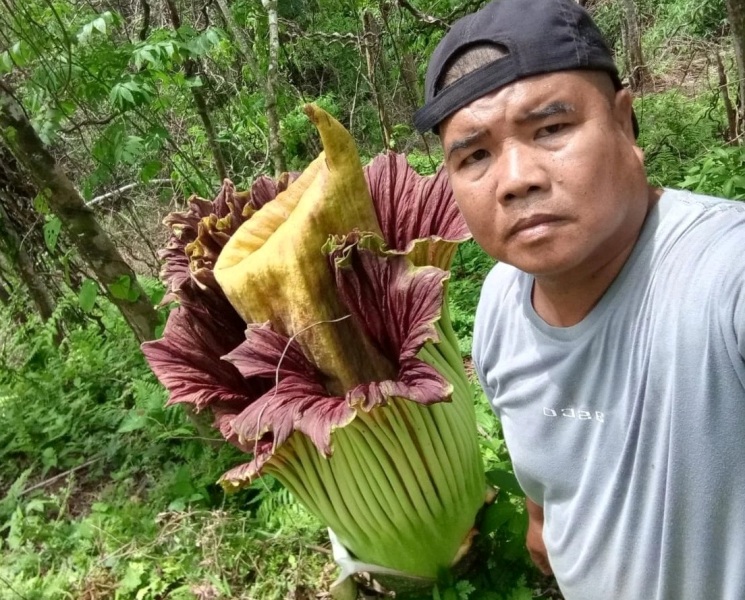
279,17,377,46
395,0,485,30
395,0,449,28
20,457,102,496
86,179,173,207
60,113,119,134
138,0,151,41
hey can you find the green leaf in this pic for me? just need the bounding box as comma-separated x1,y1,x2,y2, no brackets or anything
168,498,186,511
110,83,136,109
117,411,149,433
43,217,62,252
109,275,131,300
60,250,73,287
24,499,46,514
78,278,99,313
77,22,94,44
0,51,13,74
10,41,28,66
115,135,144,165
145,49,158,63
33,192,50,215
120,86,134,104
480,499,516,536
109,275,141,302
139,160,162,183
724,179,734,198
485,467,523,496
206,29,221,46
119,562,146,593
93,17,108,34
504,580,533,600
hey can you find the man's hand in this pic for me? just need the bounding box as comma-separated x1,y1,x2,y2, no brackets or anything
526,497,553,575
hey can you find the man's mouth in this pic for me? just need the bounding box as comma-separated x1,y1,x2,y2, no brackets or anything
509,214,565,238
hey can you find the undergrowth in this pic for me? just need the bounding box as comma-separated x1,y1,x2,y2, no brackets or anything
2,120,736,600
0,265,534,600
0,288,331,599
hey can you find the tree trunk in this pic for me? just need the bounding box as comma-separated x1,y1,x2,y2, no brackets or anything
214,0,261,75
0,198,56,321
0,81,160,343
715,52,739,142
0,254,26,324
215,0,285,175
0,142,59,321
620,0,646,91
0,275,11,307
727,0,745,136
399,51,421,115
164,0,228,181
362,11,393,148
260,0,286,176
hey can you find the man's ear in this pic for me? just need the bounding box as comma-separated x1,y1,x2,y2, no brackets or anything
613,88,636,141
612,88,636,136
613,88,645,164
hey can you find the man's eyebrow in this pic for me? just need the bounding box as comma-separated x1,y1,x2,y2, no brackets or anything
518,101,576,123
446,130,487,161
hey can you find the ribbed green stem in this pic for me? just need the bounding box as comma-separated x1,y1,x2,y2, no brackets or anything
355,409,439,525
344,419,428,528
256,311,486,578
277,434,372,548
416,341,485,504
393,399,458,510
327,430,395,540
418,345,472,431
394,399,455,512
382,402,448,517
266,453,318,511
303,433,378,549
340,423,418,529
438,298,462,358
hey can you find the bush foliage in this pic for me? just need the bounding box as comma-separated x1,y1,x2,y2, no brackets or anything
1,0,743,597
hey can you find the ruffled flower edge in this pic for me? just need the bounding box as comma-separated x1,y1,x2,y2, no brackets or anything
143,152,468,488
215,232,455,488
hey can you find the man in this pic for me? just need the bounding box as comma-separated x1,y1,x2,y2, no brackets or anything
414,0,745,598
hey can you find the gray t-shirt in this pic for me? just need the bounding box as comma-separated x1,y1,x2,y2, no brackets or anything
473,189,745,600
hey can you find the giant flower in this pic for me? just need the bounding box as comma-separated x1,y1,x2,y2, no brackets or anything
143,105,485,580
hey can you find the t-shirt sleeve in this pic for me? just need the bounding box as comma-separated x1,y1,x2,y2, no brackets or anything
716,221,745,363
472,291,494,401
735,269,745,361
472,264,507,408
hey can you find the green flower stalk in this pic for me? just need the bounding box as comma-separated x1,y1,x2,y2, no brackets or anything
143,105,486,580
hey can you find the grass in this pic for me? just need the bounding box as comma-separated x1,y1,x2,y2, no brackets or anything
1,6,738,588
0,300,334,599
0,250,535,600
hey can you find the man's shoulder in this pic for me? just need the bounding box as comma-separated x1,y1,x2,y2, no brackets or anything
480,261,524,299
654,188,745,278
658,188,745,229
473,262,526,357
475,261,525,319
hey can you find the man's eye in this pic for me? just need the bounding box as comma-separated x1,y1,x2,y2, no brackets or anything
463,149,489,165
536,123,567,138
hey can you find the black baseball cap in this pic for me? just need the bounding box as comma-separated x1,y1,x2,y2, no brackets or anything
414,0,638,137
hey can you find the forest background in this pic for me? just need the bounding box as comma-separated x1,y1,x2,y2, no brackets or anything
1,0,744,598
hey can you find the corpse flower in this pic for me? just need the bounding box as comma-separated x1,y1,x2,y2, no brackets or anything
142,105,486,580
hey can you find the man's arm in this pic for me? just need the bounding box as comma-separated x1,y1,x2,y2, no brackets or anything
525,497,553,575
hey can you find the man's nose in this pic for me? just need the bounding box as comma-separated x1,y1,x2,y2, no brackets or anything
496,143,549,203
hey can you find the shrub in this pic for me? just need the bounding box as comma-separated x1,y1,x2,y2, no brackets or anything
635,90,723,187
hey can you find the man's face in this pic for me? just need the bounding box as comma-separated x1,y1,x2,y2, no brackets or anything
441,70,649,280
